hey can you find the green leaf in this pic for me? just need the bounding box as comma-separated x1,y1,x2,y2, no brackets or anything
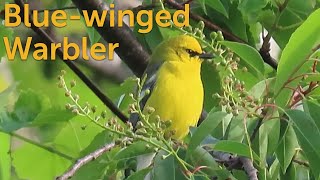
268,0,315,49
32,108,75,125
269,158,280,180
238,0,269,23
220,41,265,76
12,142,72,180
212,140,260,161
303,73,320,83
201,63,222,111
274,9,320,108
0,84,16,112
0,90,49,132
56,0,71,8
189,147,231,178
114,141,154,162
281,163,296,180
158,26,181,40
287,110,320,178
197,0,208,15
224,3,248,42
303,100,320,130
206,0,228,18
256,118,280,167
265,118,280,156
87,27,101,46
0,132,10,180
108,78,136,112
152,151,177,180
188,111,227,153
53,117,105,158
209,0,228,17
0,24,13,60
276,122,298,173
127,168,152,180
258,10,276,28
225,116,245,142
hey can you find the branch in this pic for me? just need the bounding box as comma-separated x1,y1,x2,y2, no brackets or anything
14,0,129,123
165,0,278,70
239,157,258,180
71,0,150,77
211,151,258,180
56,142,116,180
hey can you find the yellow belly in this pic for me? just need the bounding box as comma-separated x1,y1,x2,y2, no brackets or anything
144,61,204,139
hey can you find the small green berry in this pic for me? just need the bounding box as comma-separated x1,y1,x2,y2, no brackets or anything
65,91,71,97
146,106,155,114
91,105,97,113
70,80,76,88
210,32,218,40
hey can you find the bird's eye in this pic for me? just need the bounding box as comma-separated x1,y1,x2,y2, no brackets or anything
186,49,199,57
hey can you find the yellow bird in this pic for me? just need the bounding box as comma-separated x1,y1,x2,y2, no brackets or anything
130,35,213,139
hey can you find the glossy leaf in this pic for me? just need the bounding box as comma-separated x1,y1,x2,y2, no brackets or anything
0,24,13,60
188,111,227,153
12,142,72,180
0,90,47,132
56,0,71,8
287,110,320,178
199,0,228,17
238,0,269,23
0,132,10,180
220,41,265,76
268,0,315,48
152,151,177,180
276,123,298,173
32,108,75,125
274,9,320,108
127,168,152,180
303,100,320,130
87,27,101,46
114,141,154,162
212,140,260,161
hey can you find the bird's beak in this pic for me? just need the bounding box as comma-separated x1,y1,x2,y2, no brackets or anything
198,52,214,59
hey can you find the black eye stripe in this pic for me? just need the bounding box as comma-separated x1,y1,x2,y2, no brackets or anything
186,49,200,57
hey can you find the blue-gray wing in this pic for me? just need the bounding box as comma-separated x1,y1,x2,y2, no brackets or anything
129,63,161,127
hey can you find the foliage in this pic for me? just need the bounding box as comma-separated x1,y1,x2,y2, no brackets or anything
0,0,320,179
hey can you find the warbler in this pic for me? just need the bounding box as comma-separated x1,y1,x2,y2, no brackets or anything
130,35,213,139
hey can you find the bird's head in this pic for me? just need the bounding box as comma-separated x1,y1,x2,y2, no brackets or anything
151,35,213,63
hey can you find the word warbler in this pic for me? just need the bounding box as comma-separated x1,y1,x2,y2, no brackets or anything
2,4,190,61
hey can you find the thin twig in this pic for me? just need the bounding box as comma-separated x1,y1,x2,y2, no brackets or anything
56,142,116,180
14,0,129,123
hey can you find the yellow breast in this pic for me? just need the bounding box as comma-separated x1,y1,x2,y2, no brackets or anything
144,60,204,139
